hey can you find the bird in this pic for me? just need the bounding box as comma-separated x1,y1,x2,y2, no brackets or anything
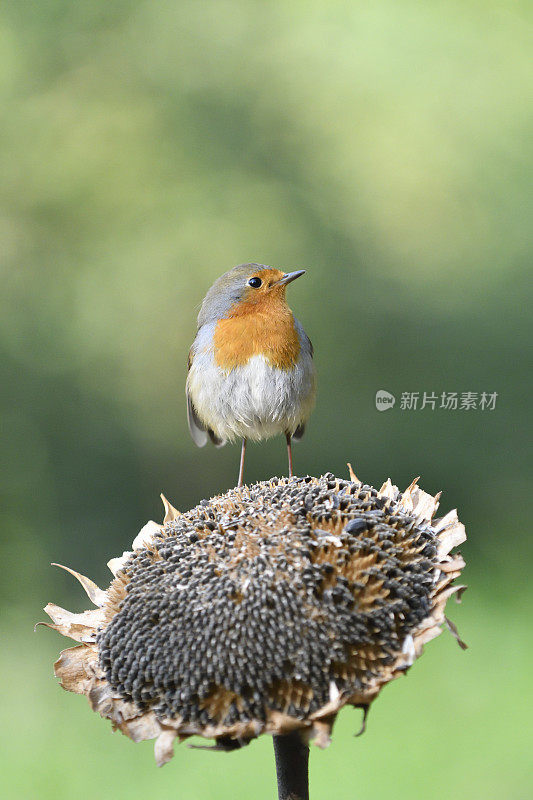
186,263,316,487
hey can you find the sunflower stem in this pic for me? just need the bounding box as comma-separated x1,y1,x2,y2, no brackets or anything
273,732,309,800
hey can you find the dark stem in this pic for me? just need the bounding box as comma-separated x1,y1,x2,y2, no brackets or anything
273,732,309,800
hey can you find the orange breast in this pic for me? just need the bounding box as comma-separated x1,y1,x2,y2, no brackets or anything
213,296,301,371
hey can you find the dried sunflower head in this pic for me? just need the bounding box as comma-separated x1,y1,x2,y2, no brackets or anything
42,471,466,766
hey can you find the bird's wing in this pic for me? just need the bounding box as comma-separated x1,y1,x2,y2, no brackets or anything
186,350,208,447
187,391,209,447
294,317,314,359
292,319,315,442
186,348,226,448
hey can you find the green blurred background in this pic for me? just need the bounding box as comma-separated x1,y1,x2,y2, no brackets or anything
1,1,532,798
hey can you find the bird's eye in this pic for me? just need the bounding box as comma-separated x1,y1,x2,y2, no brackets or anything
248,277,262,289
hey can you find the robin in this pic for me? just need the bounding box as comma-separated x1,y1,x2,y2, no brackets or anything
186,263,316,487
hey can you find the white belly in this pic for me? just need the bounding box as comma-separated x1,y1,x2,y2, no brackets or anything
187,348,316,443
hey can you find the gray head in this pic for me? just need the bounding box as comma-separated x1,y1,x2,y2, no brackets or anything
197,263,305,327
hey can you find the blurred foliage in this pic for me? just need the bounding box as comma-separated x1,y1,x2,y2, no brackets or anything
1,1,531,798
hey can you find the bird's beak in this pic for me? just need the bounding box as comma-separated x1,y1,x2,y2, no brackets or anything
273,270,306,288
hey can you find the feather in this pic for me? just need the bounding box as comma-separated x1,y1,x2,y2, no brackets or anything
187,392,209,447
292,422,306,441
208,428,226,448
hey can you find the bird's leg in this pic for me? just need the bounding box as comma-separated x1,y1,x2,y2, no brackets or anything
237,438,247,488
286,432,293,479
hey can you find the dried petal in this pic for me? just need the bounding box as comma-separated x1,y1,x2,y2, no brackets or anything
51,563,107,607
